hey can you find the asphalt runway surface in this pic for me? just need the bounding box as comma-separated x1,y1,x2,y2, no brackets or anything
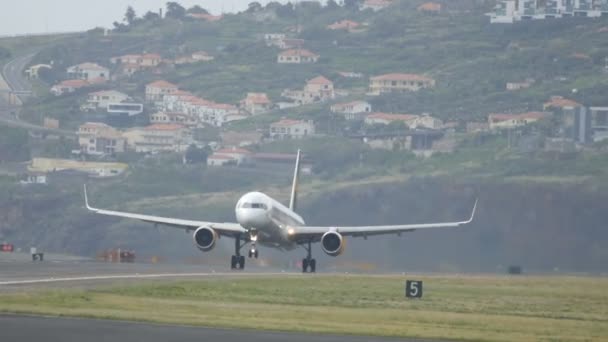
0,256,440,341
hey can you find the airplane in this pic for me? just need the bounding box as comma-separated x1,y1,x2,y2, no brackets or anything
84,149,477,273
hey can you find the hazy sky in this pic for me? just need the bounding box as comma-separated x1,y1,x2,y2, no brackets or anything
0,0,288,36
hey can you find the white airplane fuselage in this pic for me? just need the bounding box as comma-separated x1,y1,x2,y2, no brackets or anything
234,191,303,250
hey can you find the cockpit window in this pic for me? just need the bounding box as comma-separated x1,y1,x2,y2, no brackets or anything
240,202,267,210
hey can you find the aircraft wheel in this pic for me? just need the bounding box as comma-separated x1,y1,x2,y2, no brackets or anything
230,255,237,269
238,255,245,270
302,258,309,273
309,259,316,273
254,250,259,259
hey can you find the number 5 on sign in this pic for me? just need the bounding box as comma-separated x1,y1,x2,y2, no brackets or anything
405,280,423,298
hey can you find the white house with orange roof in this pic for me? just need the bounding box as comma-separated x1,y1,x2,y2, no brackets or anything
207,147,252,166
360,0,393,11
50,79,90,96
145,80,179,102
270,119,315,139
77,122,126,155
543,96,582,111
82,90,130,111
369,73,435,95
282,76,334,105
488,112,551,130
123,124,192,153
240,92,272,115
330,100,372,120
67,63,110,81
364,112,419,126
277,49,320,64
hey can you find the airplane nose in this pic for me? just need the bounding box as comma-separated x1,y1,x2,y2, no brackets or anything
237,209,267,228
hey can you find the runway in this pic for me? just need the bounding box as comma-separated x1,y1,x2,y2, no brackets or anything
0,257,439,341
0,315,424,342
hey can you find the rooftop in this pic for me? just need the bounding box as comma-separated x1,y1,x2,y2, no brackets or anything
370,73,434,82
144,123,185,131
307,75,332,85
146,80,178,89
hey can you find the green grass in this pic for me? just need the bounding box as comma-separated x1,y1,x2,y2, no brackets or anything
1,274,607,341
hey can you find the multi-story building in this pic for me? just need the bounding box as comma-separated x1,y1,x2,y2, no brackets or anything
369,73,435,95
81,90,130,111
145,80,179,103
488,112,550,130
67,63,110,81
489,0,608,23
77,122,126,155
270,119,315,139
364,112,419,126
123,124,192,153
330,100,372,120
282,76,334,105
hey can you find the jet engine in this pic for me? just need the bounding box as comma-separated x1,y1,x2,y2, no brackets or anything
193,226,218,252
321,231,345,256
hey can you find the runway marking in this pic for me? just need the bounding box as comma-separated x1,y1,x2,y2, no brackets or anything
0,272,296,286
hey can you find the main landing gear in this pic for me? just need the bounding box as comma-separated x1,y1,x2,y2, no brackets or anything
231,232,259,270
302,240,316,273
231,234,246,270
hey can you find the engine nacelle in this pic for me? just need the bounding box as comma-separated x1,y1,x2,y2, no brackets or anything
193,226,218,252
321,231,345,257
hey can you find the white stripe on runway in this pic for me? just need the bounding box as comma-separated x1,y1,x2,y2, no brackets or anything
0,272,296,286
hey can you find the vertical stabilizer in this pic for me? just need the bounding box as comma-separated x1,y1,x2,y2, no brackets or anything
289,149,302,211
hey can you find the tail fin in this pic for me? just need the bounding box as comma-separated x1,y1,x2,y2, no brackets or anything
289,149,302,211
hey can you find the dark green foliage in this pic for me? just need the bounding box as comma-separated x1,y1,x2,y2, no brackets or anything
0,126,30,162
166,2,186,19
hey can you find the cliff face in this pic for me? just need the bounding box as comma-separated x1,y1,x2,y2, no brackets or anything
2,178,607,273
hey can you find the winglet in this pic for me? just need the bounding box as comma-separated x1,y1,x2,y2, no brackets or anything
83,184,94,211
463,198,478,224
289,149,301,211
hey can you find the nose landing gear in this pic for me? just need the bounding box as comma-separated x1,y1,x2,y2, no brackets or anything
231,234,246,270
248,230,259,259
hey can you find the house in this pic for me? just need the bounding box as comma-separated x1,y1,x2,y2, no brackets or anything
240,92,272,115
67,63,110,81
25,64,51,79
28,158,128,178
77,122,126,155
50,79,89,96
543,96,582,111
364,112,419,126
417,2,442,12
327,20,361,31
264,33,286,46
369,73,435,94
270,119,315,139
43,118,59,129
277,49,319,64
282,76,334,105
360,0,393,11
145,80,179,102
123,124,192,153
192,51,214,61
338,71,363,78
330,100,372,120
410,114,444,129
251,152,313,174
304,76,334,100
488,112,551,129
111,53,162,67
149,112,198,127
207,147,251,166
81,90,130,111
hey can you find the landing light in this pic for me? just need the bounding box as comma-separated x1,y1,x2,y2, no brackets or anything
288,228,295,235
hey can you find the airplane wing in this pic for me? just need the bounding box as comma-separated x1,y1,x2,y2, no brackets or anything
83,185,246,235
290,199,477,240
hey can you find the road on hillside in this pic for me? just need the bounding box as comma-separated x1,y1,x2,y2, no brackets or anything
2,52,35,95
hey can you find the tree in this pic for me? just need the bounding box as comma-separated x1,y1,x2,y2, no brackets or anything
344,0,363,9
124,6,137,25
143,11,160,21
166,2,186,19
184,144,209,164
247,1,263,13
326,0,340,9
0,127,30,162
276,2,295,17
187,5,209,14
